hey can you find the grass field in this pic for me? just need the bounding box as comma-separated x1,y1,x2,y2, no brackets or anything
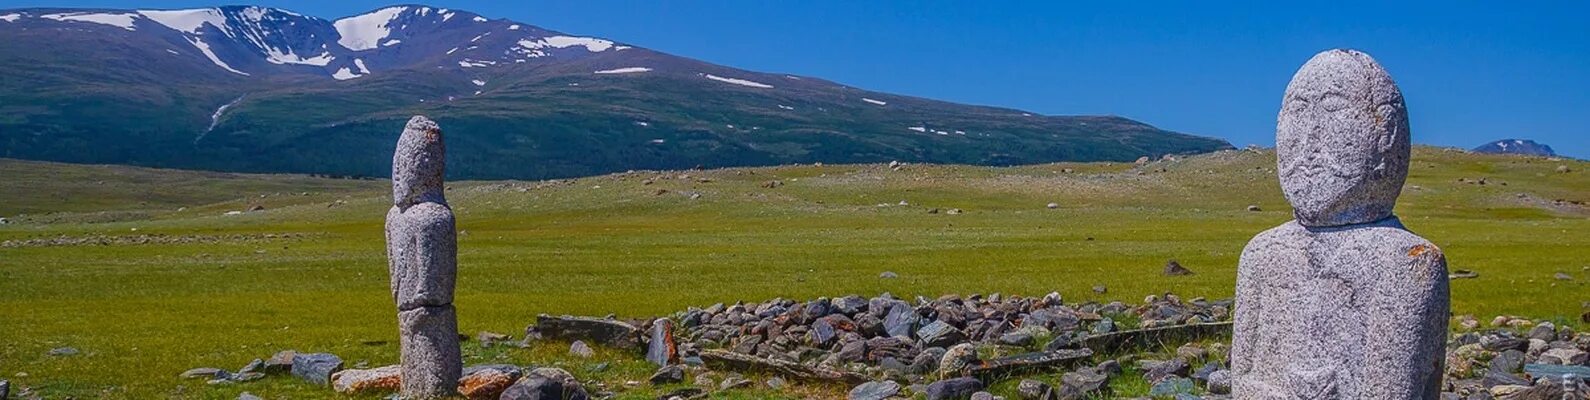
0,148,1586,399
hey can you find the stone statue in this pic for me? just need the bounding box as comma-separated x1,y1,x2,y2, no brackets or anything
1230,49,1449,399
386,116,462,398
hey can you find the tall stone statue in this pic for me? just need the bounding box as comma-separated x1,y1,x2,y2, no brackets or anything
1230,49,1449,399
386,116,462,398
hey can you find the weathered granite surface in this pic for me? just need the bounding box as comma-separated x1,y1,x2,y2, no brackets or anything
1231,49,1449,399
385,116,462,398
1275,49,1411,228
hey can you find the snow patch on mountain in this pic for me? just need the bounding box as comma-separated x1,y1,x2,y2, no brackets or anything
862,98,887,106
138,8,226,33
594,67,651,74
185,37,248,75
331,67,362,80
704,74,773,89
40,12,139,30
354,59,369,73
1,13,25,22
519,36,616,52
264,49,334,66
471,79,486,86
333,6,406,51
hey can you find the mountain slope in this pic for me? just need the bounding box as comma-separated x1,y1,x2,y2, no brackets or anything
0,5,1233,180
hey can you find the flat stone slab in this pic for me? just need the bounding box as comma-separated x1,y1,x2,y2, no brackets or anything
537,315,641,350
1524,364,1590,381
1068,321,1233,353
699,349,870,384
968,348,1093,377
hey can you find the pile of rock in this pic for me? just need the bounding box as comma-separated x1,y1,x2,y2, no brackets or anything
1443,317,1590,399
666,292,1231,381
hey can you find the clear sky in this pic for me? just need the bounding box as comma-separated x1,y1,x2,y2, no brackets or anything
17,1,1590,158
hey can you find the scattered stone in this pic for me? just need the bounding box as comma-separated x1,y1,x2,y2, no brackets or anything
237,392,261,400
1206,369,1232,394
1092,285,1107,295
657,387,706,400
1162,260,1193,276
330,365,401,394
719,375,753,390
848,381,904,400
500,374,588,400
926,377,984,400
765,377,787,390
1523,364,1590,381
291,353,343,386
699,349,869,384
1149,377,1194,397
265,350,296,374
879,271,899,279
1555,272,1574,281
1247,205,1261,212
458,365,522,400
180,368,224,380
999,331,1035,347
1540,348,1589,366
46,347,79,357
237,359,264,375
477,331,510,347
1450,269,1480,279
1492,349,1526,373
570,341,595,358
1061,367,1109,394
970,348,1093,378
1016,379,1052,400
1234,49,1446,400
1143,358,1190,383
917,321,968,348
1046,203,1059,209
537,315,642,350
970,392,996,400
649,365,684,385
646,318,677,367
940,343,979,378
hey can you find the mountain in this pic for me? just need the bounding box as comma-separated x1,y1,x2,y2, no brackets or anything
1472,139,1557,157
0,5,1233,180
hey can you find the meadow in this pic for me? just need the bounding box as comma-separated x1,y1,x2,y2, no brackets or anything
0,147,1585,399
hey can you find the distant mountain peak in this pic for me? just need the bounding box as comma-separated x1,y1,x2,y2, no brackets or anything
1472,139,1556,156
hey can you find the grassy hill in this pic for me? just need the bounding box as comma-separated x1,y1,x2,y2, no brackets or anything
0,147,1586,398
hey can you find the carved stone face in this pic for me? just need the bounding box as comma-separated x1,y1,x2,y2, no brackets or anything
1276,49,1410,227
392,116,446,207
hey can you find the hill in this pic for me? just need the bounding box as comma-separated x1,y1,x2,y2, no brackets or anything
1472,139,1558,157
0,5,1232,180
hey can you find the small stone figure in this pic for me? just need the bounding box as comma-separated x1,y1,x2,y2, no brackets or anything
1230,50,1449,399
386,116,462,398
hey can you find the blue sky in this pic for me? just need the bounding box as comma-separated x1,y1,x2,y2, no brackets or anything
18,1,1590,158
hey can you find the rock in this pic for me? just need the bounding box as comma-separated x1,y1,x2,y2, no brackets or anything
1016,379,1053,400
1540,348,1588,366
940,343,979,378
1232,49,1446,400
1450,269,1480,279
1206,370,1232,394
331,365,401,394
999,331,1035,347
500,374,589,400
1143,358,1190,383
1247,205,1262,212
917,320,968,348
647,318,677,367
570,340,595,358
879,271,899,279
237,392,261,400
1046,203,1060,209
1529,322,1558,341
265,350,297,374
537,315,642,349
1175,343,1207,361
849,381,901,400
1492,350,1526,373
719,375,752,390
458,365,522,400
1149,377,1194,397
46,347,79,356
765,377,787,390
291,353,343,386
1061,368,1109,393
1162,260,1193,276
386,116,463,400
884,303,919,338
1523,364,1590,381
1092,285,1107,295
970,392,996,400
649,365,684,385
477,331,510,347
180,368,224,379
926,377,984,400
238,359,264,375
1556,272,1575,281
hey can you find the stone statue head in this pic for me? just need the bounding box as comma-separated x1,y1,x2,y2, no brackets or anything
392,116,446,208
1276,49,1411,227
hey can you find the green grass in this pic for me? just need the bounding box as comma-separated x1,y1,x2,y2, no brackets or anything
1,147,1586,399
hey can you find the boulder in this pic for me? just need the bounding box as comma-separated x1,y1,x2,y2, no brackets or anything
649,365,684,385
849,381,901,400
536,314,641,349
291,353,343,386
458,364,522,400
926,377,984,400
646,318,677,366
330,365,401,394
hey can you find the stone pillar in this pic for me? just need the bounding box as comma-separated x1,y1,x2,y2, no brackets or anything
1230,49,1449,399
385,116,462,398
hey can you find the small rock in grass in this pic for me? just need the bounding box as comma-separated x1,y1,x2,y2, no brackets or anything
1247,205,1261,212
330,365,401,394
1015,379,1052,400
291,352,343,386
765,377,786,390
46,347,79,357
1092,285,1107,294
848,381,901,400
265,350,297,374
569,340,595,358
1046,203,1059,209
180,368,224,379
1555,272,1574,281
1163,260,1193,276
237,392,262,400
477,331,510,347
1148,377,1194,397
925,377,983,400
648,365,683,385
719,375,752,390
879,271,899,279
970,392,996,400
